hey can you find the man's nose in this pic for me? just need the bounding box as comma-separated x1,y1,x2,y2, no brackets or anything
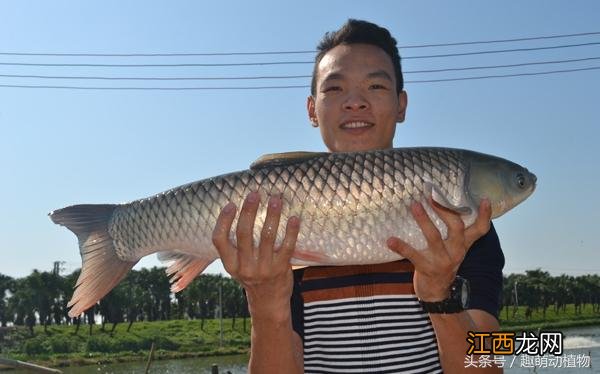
343,91,369,111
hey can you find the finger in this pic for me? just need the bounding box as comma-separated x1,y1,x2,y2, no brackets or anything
387,236,425,264
258,195,283,260
429,198,466,257
276,216,301,263
236,192,261,258
212,202,238,271
411,202,444,252
465,199,492,248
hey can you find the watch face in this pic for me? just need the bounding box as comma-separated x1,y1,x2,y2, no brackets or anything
460,279,470,308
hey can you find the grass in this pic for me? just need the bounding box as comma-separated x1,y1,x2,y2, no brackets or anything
499,303,600,331
0,318,250,368
1,305,599,368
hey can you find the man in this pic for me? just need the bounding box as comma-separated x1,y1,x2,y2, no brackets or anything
212,19,504,373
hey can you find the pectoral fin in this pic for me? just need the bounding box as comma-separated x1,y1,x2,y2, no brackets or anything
425,182,473,215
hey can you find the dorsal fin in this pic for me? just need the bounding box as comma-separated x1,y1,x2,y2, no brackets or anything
250,151,327,170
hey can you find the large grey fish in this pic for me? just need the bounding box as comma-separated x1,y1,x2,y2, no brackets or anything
50,147,536,317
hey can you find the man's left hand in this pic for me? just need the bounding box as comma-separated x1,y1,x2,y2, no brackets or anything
387,199,492,302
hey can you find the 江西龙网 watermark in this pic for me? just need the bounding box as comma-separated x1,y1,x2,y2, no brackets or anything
464,331,592,369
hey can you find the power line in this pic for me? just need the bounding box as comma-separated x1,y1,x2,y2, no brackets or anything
1,57,598,81
1,66,598,90
0,61,313,67
399,31,600,49
0,73,312,81
1,31,599,56
1,41,598,68
0,84,311,90
406,56,600,73
403,41,600,60
405,66,600,83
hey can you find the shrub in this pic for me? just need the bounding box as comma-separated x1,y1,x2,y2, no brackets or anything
86,335,113,353
22,337,50,355
48,335,78,353
114,335,142,352
141,335,180,351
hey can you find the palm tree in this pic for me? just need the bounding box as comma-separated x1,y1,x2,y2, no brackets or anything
0,274,14,327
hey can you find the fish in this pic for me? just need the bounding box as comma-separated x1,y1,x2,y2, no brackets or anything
50,147,536,317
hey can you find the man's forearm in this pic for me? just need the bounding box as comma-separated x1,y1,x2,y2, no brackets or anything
430,311,502,373
248,313,303,374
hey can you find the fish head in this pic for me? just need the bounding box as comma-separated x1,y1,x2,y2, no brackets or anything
466,152,537,219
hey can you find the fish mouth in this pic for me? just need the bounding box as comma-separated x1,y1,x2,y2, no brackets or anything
339,121,375,130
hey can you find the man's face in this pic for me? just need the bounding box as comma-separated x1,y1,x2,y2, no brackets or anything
308,43,408,153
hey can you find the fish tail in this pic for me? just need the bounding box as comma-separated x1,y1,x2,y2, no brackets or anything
49,204,137,317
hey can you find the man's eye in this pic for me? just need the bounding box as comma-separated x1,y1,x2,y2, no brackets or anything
370,84,387,90
323,86,341,92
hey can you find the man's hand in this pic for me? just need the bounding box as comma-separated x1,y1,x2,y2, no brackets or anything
212,191,300,320
387,198,492,301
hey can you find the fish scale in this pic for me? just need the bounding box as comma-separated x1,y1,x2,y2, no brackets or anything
50,146,536,317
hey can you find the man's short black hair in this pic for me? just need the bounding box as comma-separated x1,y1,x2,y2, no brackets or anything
311,19,403,96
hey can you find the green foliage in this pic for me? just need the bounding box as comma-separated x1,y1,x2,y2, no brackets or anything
22,336,50,355
141,335,180,350
4,317,250,362
113,335,142,352
500,303,600,331
86,335,113,353
47,334,79,353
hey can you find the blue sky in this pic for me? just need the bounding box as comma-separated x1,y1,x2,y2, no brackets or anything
1,1,599,278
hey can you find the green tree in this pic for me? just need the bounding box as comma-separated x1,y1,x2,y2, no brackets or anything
0,274,14,327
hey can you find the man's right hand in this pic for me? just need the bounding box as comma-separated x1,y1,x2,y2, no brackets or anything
211,191,300,321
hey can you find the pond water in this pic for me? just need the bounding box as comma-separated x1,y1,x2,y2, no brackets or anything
59,354,249,374
504,325,599,373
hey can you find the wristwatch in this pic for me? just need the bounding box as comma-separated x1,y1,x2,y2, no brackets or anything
419,276,470,313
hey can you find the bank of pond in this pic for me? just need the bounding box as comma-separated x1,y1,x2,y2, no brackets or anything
1,305,599,370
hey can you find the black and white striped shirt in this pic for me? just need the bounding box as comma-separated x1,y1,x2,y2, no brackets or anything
292,261,442,373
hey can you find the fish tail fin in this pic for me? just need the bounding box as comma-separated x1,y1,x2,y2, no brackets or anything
49,204,137,317
158,252,215,293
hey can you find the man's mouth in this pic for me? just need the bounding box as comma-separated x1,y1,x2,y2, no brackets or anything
340,121,374,129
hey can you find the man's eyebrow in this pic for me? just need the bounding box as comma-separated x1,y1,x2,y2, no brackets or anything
367,70,393,81
321,72,344,83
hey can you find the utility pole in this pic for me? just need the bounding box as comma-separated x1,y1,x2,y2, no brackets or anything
514,280,519,308
219,277,223,347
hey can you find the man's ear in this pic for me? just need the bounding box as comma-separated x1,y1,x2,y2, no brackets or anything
307,95,318,126
396,90,408,123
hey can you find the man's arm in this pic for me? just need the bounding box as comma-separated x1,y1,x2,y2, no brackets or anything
388,199,502,372
212,192,303,373
429,309,501,373
249,316,303,373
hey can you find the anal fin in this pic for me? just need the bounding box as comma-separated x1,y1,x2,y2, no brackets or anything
158,252,215,292
291,248,331,266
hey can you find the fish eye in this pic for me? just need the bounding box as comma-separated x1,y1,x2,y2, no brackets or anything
516,173,526,189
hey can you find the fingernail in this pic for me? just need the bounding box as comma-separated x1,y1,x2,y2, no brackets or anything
411,202,423,214
269,196,281,209
247,192,259,203
223,202,236,214
288,216,300,228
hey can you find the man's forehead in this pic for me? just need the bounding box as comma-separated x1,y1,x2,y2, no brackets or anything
316,44,395,81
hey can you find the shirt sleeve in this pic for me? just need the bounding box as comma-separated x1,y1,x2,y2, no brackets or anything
457,222,505,320
290,267,306,341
